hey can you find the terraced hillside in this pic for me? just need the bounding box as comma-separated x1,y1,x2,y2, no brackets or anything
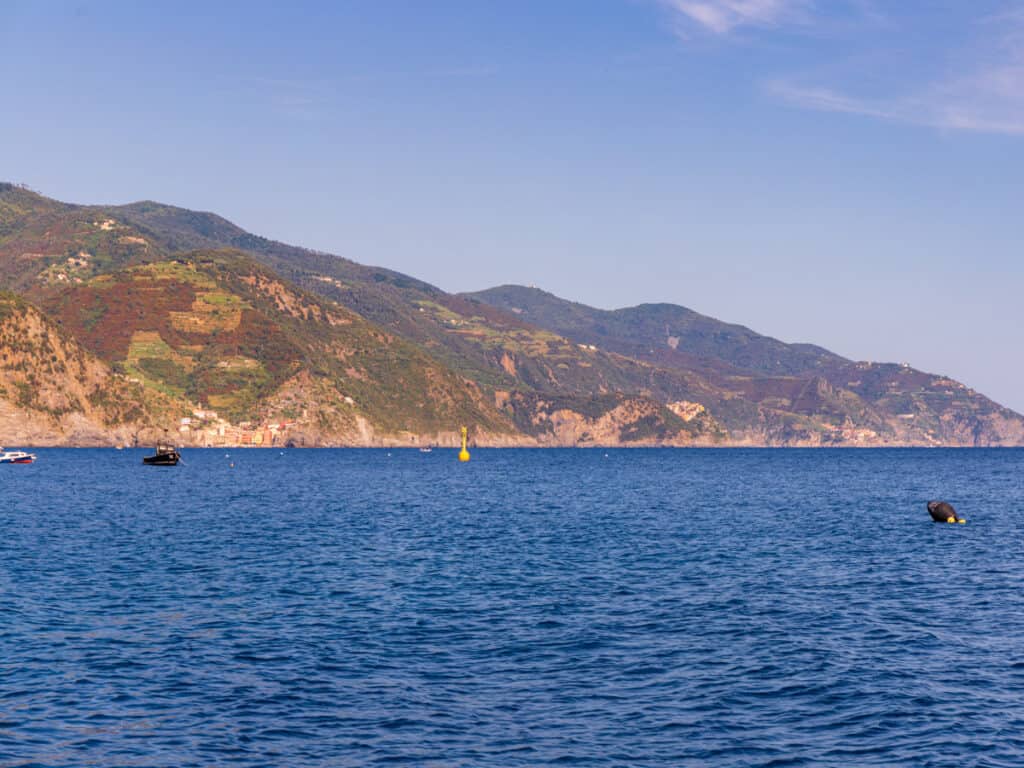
42,252,519,445
0,186,725,446
467,285,843,377
107,197,1024,445
468,286,1024,446
0,292,184,445
1,183,1022,446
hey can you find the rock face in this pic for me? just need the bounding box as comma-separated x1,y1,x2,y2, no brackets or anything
37,254,515,446
467,286,1024,447
499,392,724,446
1,183,1022,447
0,293,184,445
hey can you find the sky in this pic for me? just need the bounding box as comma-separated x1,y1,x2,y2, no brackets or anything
3,0,1024,411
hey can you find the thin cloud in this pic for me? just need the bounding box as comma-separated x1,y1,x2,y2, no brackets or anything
930,63,1024,135
765,81,901,121
660,0,811,35
660,0,1024,137
766,18,1024,137
767,75,1024,137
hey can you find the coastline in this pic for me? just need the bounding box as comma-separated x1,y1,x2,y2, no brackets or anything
10,440,1023,449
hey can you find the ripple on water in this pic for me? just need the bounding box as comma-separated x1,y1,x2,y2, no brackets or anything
2,447,1024,766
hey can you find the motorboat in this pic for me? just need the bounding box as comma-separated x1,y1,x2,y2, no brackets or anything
0,448,36,464
143,443,181,466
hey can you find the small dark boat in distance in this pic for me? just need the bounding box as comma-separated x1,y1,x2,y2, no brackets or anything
143,443,181,466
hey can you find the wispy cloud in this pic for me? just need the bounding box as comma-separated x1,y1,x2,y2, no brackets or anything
658,0,1024,137
660,0,811,35
766,14,1024,137
765,81,900,121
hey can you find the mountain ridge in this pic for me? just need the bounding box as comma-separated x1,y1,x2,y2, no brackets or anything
1,183,1020,447
467,283,1024,446
464,284,845,377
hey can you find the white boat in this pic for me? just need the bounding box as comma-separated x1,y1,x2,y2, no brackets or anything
0,448,36,464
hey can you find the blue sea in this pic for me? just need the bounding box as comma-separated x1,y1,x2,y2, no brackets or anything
2,448,1023,767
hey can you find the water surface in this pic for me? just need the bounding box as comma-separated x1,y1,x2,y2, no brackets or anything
2,448,1023,766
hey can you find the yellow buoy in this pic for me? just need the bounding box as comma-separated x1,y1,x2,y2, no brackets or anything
458,426,471,462
947,517,956,523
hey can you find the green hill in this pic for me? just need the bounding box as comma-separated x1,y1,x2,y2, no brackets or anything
466,284,843,377
0,290,186,445
42,251,517,445
1,183,1021,446
466,285,1024,446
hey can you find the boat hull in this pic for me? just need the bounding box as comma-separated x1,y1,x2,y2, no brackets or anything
0,451,36,464
143,454,180,466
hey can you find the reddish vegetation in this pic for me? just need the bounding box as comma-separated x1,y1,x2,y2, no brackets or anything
43,269,305,420
49,278,197,361
5,184,1022,446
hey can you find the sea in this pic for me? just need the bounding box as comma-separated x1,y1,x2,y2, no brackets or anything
2,448,1023,767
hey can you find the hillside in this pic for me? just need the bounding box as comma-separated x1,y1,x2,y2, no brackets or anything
0,292,185,445
1,183,1022,446
41,251,524,446
0,186,724,446
108,196,1024,446
466,285,843,377
467,285,1024,446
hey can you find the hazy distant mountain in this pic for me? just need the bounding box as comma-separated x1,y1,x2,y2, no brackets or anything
465,285,844,377
466,285,1024,446
1,182,1021,446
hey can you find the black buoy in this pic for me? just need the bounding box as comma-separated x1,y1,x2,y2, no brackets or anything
928,500,965,524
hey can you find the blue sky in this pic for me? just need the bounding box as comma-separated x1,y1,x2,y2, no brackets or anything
3,0,1024,410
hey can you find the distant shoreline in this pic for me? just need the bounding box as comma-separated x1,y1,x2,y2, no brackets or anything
12,444,1023,450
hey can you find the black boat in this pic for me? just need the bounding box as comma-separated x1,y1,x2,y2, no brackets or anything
143,443,181,466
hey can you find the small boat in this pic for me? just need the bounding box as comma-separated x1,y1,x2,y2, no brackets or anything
143,443,181,466
0,448,36,464
419,447,433,453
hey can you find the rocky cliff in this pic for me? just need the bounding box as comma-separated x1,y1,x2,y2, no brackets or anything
1,183,1020,447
